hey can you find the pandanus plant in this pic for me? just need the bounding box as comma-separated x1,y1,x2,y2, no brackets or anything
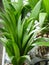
0,0,49,65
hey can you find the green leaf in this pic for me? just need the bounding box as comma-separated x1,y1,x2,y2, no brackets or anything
0,32,10,38
11,0,23,15
22,34,29,48
11,2,19,13
22,20,33,48
28,0,39,9
39,13,47,27
11,37,20,62
17,16,23,48
18,0,23,8
43,0,49,15
0,37,8,45
32,42,49,46
27,20,33,33
21,4,31,18
12,57,17,65
0,12,14,34
0,20,11,34
0,27,7,32
5,41,14,57
30,0,42,19
6,9,16,31
2,0,10,10
18,55,31,65
24,27,46,54
32,37,49,46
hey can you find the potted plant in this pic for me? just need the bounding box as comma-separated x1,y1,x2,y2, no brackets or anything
0,0,49,65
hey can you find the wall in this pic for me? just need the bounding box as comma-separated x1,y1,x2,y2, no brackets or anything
0,43,3,65
0,1,3,65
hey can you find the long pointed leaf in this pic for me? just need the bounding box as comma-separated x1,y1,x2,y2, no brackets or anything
30,0,42,19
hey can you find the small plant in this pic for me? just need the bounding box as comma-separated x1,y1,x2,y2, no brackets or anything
0,0,49,65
